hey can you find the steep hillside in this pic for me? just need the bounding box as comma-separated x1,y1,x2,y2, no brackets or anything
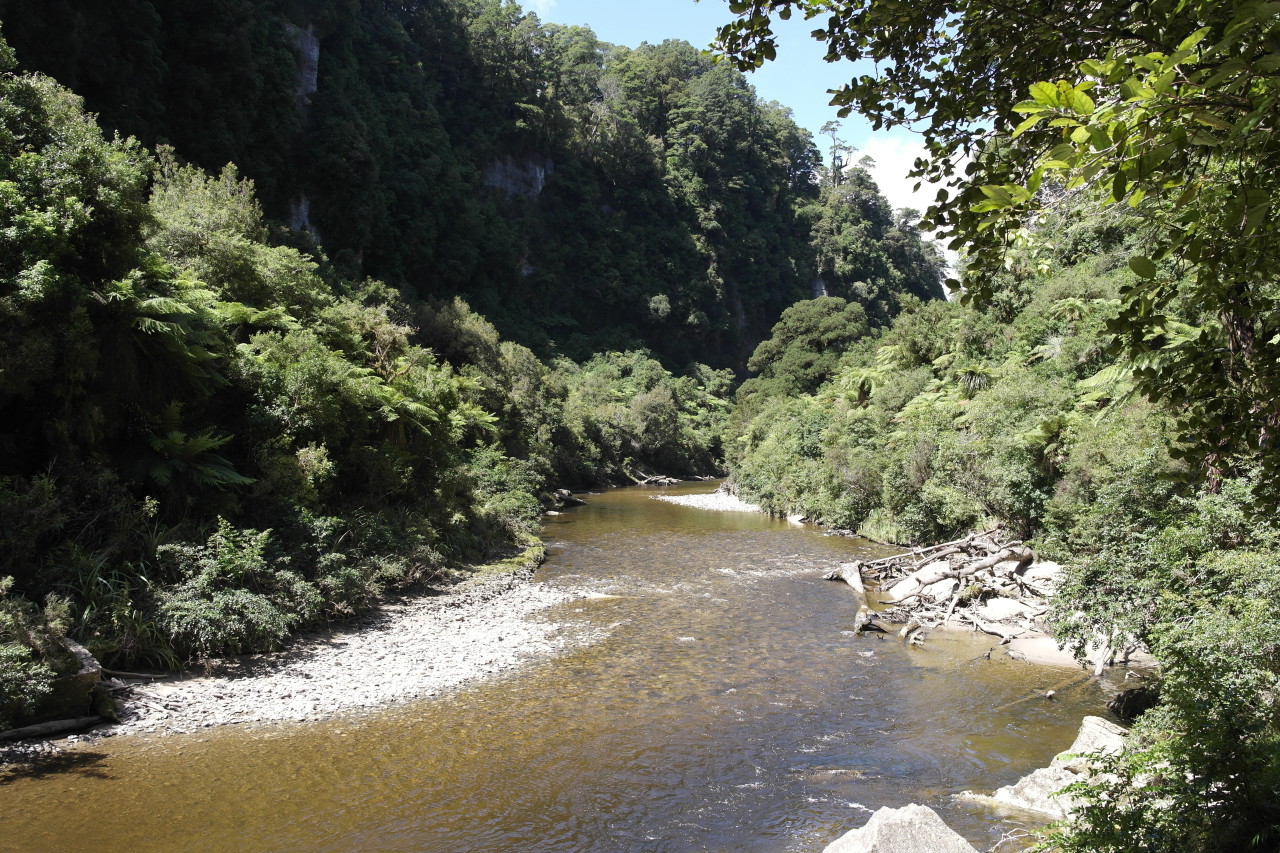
0,0,943,368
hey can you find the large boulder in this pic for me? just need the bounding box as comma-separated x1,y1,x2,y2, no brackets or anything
22,638,102,726
1016,560,1063,592
886,561,951,602
977,597,1036,622
988,715,1127,817
823,804,978,853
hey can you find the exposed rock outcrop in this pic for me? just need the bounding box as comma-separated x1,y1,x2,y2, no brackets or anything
28,639,101,725
822,804,979,853
984,715,1127,818
483,155,553,198
286,22,320,104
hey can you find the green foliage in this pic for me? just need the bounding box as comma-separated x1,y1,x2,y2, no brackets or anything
727,267,1126,541
154,519,316,659
0,2,941,370
723,185,1280,851
553,350,732,483
0,643,51,730
718,0,1280,493
1044,479,1280,852
0,575,74,729
744,296,871,398
807,172,946,319
0,33,746,673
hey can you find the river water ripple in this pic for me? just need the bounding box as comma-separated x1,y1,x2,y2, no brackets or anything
0,482,1103,852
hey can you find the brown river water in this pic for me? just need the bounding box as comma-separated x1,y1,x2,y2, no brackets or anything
1,482,1105,852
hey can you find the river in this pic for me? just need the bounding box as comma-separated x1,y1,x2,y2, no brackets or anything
0,482,1105,852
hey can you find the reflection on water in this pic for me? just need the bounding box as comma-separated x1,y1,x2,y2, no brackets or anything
0,483,1103,852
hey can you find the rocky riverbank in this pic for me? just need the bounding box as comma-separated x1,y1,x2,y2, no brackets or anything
820,716,1130,853
2,564,594,765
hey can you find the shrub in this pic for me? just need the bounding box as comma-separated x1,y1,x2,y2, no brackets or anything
0,643,53,730
0,576,76,728
153,519,315,659
156,586,295,660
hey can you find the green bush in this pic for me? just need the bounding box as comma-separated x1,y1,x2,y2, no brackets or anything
1049,533,1280,851
0,576,76,728
154,520,314,659
156,586,295,661
0,643,54,730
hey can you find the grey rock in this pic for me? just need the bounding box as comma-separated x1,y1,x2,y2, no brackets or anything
990,715,1127,817
823,804,978,853
1017,560,1063,587
977,597,1035,622
483,156,554,198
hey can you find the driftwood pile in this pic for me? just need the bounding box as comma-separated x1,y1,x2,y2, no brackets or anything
635,474,683,485
629,474,719,486
824,528,1063,645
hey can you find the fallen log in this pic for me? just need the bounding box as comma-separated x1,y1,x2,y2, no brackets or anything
860,526,1008,577
860,530,987,570
942,590,962,627
0,716,104,742
824,561,866,595
101,667,167,681
898,546,1035,593
824,562,874,633
1093,646,1111,677
965,612,1022,644
634,474,682,485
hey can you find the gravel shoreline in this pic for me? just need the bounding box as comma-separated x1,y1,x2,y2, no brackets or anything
2,567,592,763
651,491,763,512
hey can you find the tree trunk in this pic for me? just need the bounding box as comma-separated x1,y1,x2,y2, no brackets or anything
0,716,104,742
825,562,873,633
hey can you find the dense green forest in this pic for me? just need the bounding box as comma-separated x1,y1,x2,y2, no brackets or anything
0,0,942,731
727,204,1280,851
4,0,1278,849
0,0,942,368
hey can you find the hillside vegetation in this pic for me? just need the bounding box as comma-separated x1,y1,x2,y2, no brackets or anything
725,194,1280,850
0,2,941,730
0,0,942,368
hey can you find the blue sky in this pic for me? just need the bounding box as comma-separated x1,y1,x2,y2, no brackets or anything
525,0,942,216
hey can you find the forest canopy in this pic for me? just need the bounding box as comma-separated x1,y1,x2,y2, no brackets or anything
716,0,1280,492
0,0,944,370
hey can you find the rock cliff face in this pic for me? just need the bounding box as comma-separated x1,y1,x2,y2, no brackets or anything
283,22,320,239
287,22,320,104
288,193,319,242
482,156,554,198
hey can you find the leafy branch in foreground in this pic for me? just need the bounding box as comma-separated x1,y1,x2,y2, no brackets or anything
715,0,1280,492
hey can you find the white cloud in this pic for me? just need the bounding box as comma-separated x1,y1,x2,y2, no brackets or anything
855,134,940,216
853,133,965,275
526,0,558,16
